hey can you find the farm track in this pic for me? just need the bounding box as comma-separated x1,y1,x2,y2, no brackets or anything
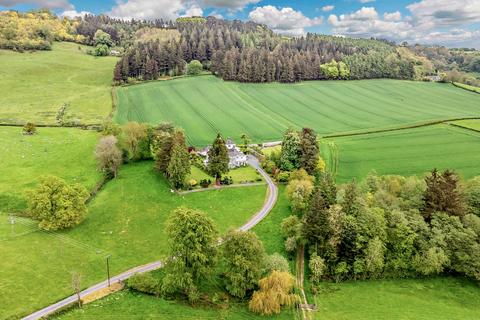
22,155,278,320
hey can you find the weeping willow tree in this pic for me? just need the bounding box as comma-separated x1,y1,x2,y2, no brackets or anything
249,271,299,316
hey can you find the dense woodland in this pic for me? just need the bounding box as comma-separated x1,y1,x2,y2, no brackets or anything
114,17,425,83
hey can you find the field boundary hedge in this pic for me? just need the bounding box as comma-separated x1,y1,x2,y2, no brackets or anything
449,123,480,134
453,82,480,94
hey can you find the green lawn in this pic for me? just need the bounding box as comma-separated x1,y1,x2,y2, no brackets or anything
1,162,267,318
189,166,263,184
115,76,480,146
0,42,117,125
0,126,101,212
321,125,480,183
310,277,480,320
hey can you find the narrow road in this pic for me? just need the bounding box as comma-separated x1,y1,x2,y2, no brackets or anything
23,155,278,320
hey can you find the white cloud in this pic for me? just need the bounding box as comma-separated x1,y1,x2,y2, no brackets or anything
407,0,480,27
322,5,334,12
383,11,401,22
328,5,480,48
61,9,91,18
209,10,223,19
249,5,323,36
108,0,188,20
200,0,260,11
183,4,203,17
107,0,261,20
0,0,72,9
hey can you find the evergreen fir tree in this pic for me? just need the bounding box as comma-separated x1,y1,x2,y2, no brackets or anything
167,130,191,189
207,134,229,185
299,128,319,175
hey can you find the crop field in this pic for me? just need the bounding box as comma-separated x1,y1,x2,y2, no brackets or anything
0,126,101,212
0,162,267,318
451,119,480,131
0,42,117,125
321,125,480,183
115,76,480,146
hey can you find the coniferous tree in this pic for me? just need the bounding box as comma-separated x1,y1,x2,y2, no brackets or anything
280,128,300,171
207,134,229,185
166,130,191,189
302,188,330,254
318,172,337,206
422,169,464,221
299,128,319,175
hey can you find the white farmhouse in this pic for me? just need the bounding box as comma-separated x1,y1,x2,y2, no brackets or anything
199,138,247,169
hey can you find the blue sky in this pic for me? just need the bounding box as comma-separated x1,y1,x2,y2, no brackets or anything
1,0,480,48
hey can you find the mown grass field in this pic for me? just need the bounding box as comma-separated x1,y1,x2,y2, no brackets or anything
0,126,101,211
321,125,480,183
53,186,296,320
115,76,480,146
189,165,263,184
1,162,267,318
0,42,117,125
310,277,480,320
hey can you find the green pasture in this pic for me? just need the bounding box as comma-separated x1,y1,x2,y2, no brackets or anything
0,126,101,212
0,42,117,125
53,186,294,320
115,76,480,146
310,277,480,320
0,162,267,318
321,125,480,183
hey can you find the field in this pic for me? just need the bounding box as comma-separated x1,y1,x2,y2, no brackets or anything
451,119,480,131
0,42,117,125
0,162,267,318
321,125,480,183
310,277,480,320
453,82,480,94
115,76,480,146
0,126,101,211
53,186,295,320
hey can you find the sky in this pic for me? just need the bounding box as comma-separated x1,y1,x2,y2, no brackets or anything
1,0,480,48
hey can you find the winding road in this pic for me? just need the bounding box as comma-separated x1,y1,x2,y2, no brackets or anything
23,155,277,320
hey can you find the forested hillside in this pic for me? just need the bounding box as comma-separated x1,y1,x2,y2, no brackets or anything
115,17,431,83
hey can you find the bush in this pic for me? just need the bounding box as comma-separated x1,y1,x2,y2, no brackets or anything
200,179,212,188
187,60,203,75
126,272,162,296
22,122,36,135
277,171,290,183
263,253,290,274
220,176,233,185
188,179,198,188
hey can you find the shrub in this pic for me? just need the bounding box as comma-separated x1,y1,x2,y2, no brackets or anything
200,179,212,188
277,171,290,183
187,60,203,75
188,179,198,188
220,176,233,185
126,273,162,296
22,122,37,135
263,253,290,274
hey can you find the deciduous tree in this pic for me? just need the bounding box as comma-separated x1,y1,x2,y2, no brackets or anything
95,135,122,178
27,176,89,231
222,230,266,298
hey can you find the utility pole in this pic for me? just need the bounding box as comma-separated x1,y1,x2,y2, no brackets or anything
106,255,111,287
